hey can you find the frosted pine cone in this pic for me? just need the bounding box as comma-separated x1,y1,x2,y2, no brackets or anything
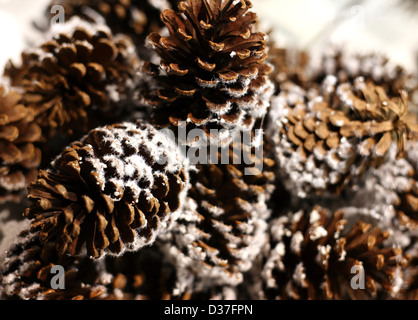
46,0,178,53
0,227,235,300
366,146,418,231
160,138,276,293
310,50,418,103
401,244,418,299
4,18,140,138
25,121,189,259
262,205,408,300
103,244,237,299
0,85,42,203
0,227,174,300
0,227,111,300
142,0,274,145
268,77,418,198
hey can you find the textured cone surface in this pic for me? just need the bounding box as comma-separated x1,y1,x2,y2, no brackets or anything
370,150,418,231
4,18,140,138
0,85,42,203
47,0,178,51
0,228,110,300
268,45,309,90
25,121,189,259
401,250,418,299
262,205,408,300
0,228,235,300
103,244,234,300
142,0,273,145
310,50,418,102
161,136,276,291
268,76,418,198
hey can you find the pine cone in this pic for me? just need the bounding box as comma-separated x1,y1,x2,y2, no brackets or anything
142,0,274,145
268,77,418,198
402,247,418,299
104,244,234,300
310,50,418,101
0,85,42,203
46,0,178,53
268,45,309,90
370,153,418,231
396,141,418,230
0,228,111,300
160,137,276,292
25,121,189,259
0,226,237,300
4,18,140,138
103,246,180,300
262,205,408,300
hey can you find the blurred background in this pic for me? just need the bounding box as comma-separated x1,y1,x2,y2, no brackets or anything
0,0,417,75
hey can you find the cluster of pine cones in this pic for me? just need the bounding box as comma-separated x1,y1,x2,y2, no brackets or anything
0,0,417,300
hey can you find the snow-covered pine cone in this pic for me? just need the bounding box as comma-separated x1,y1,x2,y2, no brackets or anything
0,85,42,203
4,18,140,138
0,227,110,300
366,145,418,232
262,205,408,300
25,121,189,259
142,0,274,146
268,76,418,198
46,0,178,54
401,244,418,299
160,137,276,294
104,244,238,300
0,226,236,300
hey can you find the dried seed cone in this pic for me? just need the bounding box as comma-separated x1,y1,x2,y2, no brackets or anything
25,121,189,259
161,137,276,292
0,227,235,300
268,77,418,198
0,228,110,300
0,85,42,203
401,248,418,299
262,205,407,300
4,18,140,138
102,245,180,300
268,45,309,89
310,50,418,101
103,244,234,300
369,148,418,231
47,0,177,50
142,0,274,145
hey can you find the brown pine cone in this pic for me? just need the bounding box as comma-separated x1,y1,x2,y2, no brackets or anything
4,18,140,139
103,244,233,300
0,227,175,300
102,245,179,300
310,50,418,102
25,121,189,259
0,226,236,300
46,0,178,53
401,246,418,300
262,205,408,300
0,228,110,300
0,85,42,203
268,77,418,198
142,0,274,145
160,136,276,293
368,150,418,231
268,45,309,90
